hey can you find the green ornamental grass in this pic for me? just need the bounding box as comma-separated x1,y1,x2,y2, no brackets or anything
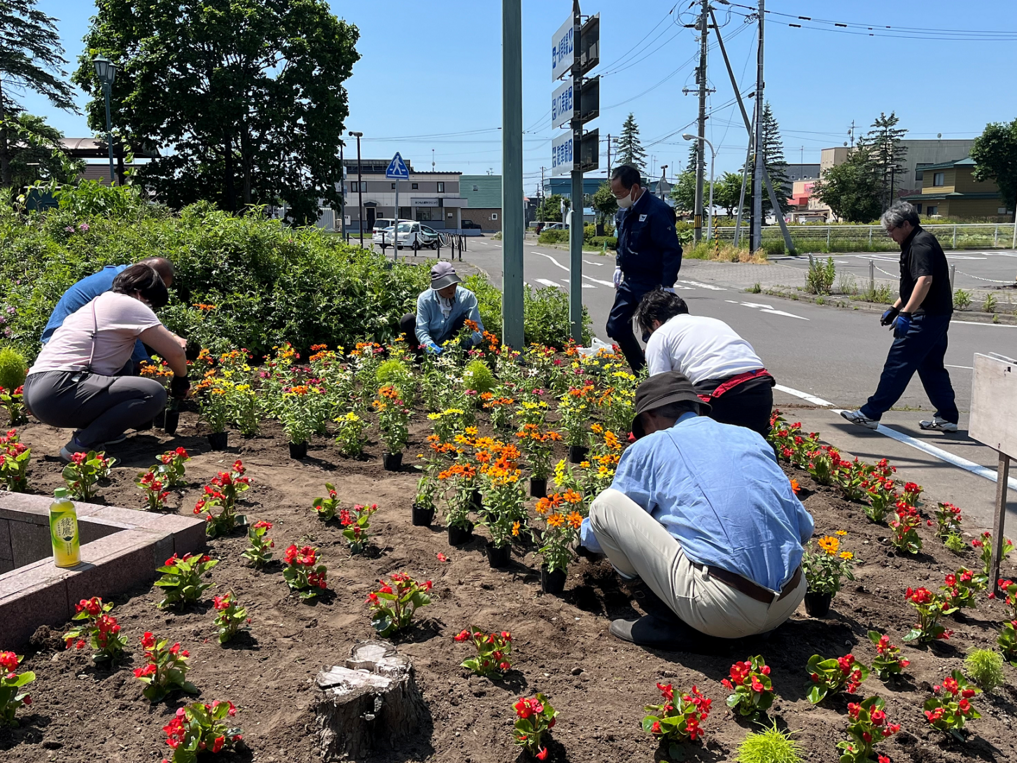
734,722,804,763
964,649,1005,692
0,347,27,392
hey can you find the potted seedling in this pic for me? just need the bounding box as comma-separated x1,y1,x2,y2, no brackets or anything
802,532,855,618
373,385,410,471
412,475,437,527
534,492,584,594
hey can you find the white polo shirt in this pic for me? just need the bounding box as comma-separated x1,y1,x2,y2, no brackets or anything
644,314,764,386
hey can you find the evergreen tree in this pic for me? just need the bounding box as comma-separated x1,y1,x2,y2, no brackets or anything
616,113,647,175
760,102,791,217
0,0,77,187
860,112,908,210
686,141,699,176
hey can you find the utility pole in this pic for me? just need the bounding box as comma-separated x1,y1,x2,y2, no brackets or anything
693,0,710,245
348,131,364,248
606,133,612,176
502,0,524,348
339,142,346,238
848,120,856,148
568,0,584,344
539,166,546,224
751,0,764,252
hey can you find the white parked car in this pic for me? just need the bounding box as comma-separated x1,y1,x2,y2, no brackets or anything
374,221,440,251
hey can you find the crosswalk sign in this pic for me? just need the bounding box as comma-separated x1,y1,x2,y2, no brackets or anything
385,152,410,180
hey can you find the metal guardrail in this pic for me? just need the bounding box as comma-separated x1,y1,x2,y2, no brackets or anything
343,231,467,261
712,223,1017,252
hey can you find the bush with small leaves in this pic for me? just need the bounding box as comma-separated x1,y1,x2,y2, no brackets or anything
733,721,803,763
964,649,1005,692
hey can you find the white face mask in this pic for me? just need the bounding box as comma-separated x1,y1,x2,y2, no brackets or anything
616,187,636,209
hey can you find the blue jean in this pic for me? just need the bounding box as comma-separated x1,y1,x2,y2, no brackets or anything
860,313,958,423
607,283,652,373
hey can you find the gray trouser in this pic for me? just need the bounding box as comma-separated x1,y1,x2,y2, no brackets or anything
24,370,166,448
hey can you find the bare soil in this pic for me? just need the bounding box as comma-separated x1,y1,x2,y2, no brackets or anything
2,409,1016,763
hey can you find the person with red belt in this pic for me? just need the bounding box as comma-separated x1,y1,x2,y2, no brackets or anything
635,288,774,438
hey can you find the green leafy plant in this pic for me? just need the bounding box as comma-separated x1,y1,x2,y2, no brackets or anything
805,255,836,295
733,722,803,763
312,483,340,521
805,653,868,704
463,359,496,394
964,649,1005,692
62,597,127,663
282,544,329,600
62,450,116,500
972,531,1014,578
868,631,910,680
194,460,251,538
932,501,963,540
837,696,900,763
903,586,955,643
136,467,170,511
997,620,1017,666
983,293,997,313
162,700,243,762
0,429,30,492
454,627,513,677
0,384,26,426
156,447,190,488
643,682,712,754
953,288,972,309
133,632,197,702
512,693,558,760
802,533,855,596
212,592,249,645
240,520,274,568
279,383,322,445
924,670,981,741
0,347,27,394
365,573,432,637
721,656,774,718
155,553,218,610
334,410,368,457
534,492,584,574
941,568,987,609
0,651,35,727
373,384,411,455
944,533,967,554
863,475,898,524
888,502,923,555
340,503,377,554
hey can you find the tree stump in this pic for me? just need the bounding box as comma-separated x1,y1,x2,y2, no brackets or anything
315,641,427,761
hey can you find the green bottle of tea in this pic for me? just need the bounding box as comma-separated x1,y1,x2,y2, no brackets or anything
50,488,80,568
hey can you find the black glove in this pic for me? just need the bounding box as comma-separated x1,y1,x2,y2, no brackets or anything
880,306,900,326
170,375,190,399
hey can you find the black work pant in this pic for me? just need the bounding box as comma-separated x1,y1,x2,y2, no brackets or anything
606,283,652,374
698,376,774,439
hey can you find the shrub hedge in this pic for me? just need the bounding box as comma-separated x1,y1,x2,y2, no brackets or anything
0,183,589,361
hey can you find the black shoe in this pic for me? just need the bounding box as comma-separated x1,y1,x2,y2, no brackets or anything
609,615,688,647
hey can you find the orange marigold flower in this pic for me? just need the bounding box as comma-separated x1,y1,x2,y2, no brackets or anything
547,513,565,529
566,512,583,530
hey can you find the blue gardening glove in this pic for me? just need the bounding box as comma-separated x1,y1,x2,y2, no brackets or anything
613,267,623,289
893,312,912,339
880,306,900,326
426,342,443,356
662,286,676,294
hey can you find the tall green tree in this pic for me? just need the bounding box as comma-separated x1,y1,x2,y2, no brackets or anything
591,181,618,228
760,102,791,217
0,0,77,187
616,113,646,174
712,171,746,217
971,118,1017,213
670,170,696,217
812,148,882,223
537,193,568,223
860,112,908,210
73,0,360,224
5,113,84,189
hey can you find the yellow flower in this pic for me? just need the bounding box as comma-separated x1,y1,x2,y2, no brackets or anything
817,536,840,556
835,530,847,536
839,551,854,561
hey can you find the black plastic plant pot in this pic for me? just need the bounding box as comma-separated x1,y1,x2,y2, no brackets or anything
411,504,435,527
568,445,589,464
448,522,474,546
383,452,403,471
162,410,180,436
289,441,308,460
530,477,548,500
207,431,228,451
541,565,567,594
804,591,832,618
486,541,511,569
470,488,483,512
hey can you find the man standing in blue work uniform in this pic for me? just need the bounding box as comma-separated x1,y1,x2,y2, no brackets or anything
42,257,175,374
608,165,683,373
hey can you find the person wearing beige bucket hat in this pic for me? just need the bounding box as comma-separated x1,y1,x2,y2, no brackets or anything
582,371,814,648
399,261,485,358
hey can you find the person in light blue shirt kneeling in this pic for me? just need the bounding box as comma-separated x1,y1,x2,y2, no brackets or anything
582,371,814,648
399,262,484,358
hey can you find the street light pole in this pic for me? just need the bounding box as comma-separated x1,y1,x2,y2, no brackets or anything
684,134,715,241
348,131,364,248
93,56,118,185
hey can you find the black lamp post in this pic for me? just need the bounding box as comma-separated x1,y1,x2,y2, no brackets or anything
348,130,364,247
93,56,118,185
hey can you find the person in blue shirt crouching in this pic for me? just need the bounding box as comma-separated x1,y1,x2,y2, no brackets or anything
399,262,484,358
584,371,813,647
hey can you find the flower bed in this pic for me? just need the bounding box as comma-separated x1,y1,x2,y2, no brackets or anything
1,349,1016,762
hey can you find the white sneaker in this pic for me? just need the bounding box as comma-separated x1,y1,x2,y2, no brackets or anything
919,417,958,433
840,409,879,430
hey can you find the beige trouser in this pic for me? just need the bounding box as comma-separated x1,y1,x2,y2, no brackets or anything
590,489,806,639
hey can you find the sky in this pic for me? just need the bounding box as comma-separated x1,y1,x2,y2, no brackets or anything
20,0,1017,196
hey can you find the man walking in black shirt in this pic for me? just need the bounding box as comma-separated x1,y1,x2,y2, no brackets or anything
841,203,958,432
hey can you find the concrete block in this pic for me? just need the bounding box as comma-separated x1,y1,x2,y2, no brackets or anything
0,578,71,649
64,530,160,606
0,518,11,562
10,520,52,568
78,520,122,546
0,559,12,574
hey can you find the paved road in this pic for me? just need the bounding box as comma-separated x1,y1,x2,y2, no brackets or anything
459,236,1017,530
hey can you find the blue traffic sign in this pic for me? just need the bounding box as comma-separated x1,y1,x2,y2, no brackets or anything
385,152,410,180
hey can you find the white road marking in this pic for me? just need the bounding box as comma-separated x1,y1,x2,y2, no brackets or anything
946,364,973,370
728,300,809,321
953,320,1017,328
532,252,570,272
833,410,1017,491
761,308,809,321
535,278,561,288
773,385,834,407
583,259,604,267
676,279,726,291
583,274,616,288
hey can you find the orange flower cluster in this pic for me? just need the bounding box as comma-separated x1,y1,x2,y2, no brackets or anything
139,361,173,379
515,423,563,446
438,463,477,481
192,303,216,312
463,319,479,332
